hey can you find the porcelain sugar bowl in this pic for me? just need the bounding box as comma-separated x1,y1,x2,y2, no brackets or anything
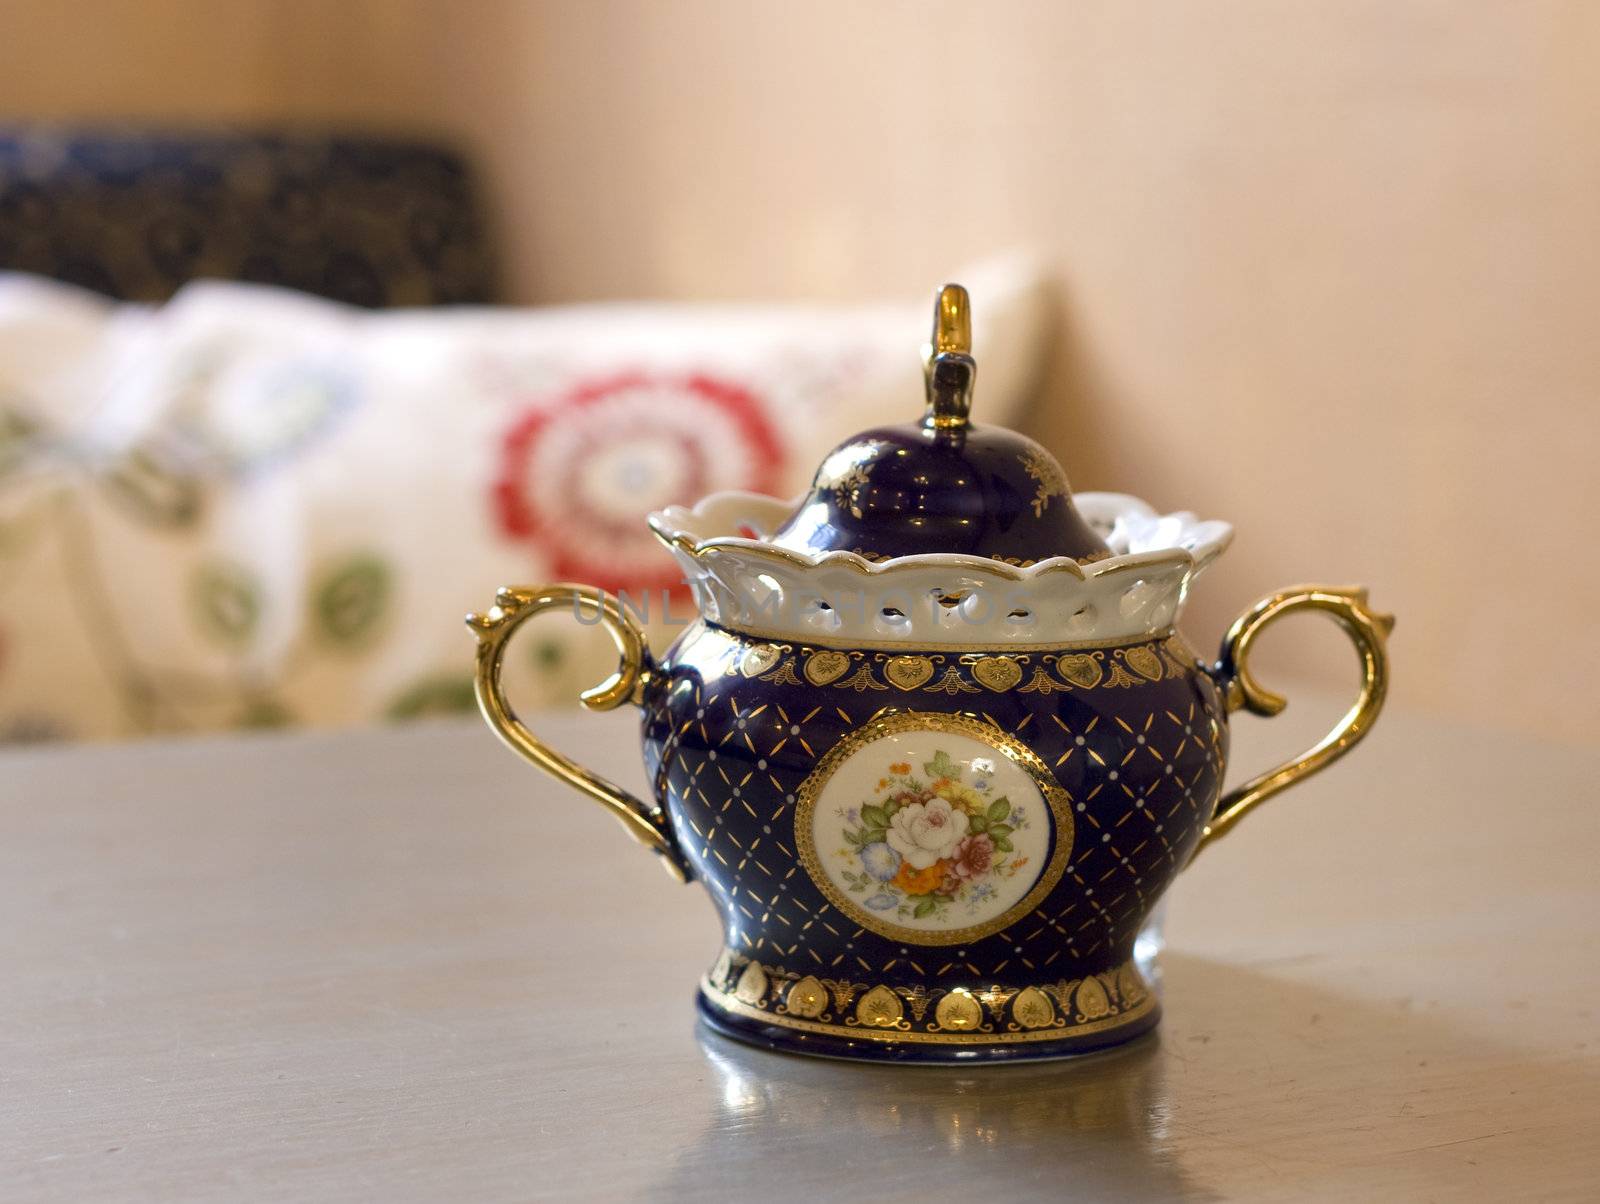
467,285,1393,1063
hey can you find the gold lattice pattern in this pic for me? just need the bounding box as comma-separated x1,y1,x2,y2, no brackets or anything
648,651,1226,980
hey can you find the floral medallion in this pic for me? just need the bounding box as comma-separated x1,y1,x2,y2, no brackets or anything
794,711,1073,945
493,372,785,594
169,356,361,478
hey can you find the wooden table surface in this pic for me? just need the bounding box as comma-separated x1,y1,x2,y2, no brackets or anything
3,690,1597,1202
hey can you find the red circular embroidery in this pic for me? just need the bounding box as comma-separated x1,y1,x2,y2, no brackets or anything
493,373,785,594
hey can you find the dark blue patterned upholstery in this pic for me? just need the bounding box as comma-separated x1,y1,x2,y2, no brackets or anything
0,129,498,307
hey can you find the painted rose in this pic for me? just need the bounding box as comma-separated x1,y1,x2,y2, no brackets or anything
886,797,969,869
827,748,1041,927
944,833,995,886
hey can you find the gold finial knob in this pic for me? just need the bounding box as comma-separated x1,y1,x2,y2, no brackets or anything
932,283,971,355
924,283,975,433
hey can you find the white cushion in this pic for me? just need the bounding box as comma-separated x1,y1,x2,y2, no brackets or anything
0,259,1049,741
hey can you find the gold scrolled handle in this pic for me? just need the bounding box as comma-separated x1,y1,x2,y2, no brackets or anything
465,584,690,882
1190,585,1394,862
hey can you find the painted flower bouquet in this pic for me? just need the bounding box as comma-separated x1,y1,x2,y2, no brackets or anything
833,749,1032,922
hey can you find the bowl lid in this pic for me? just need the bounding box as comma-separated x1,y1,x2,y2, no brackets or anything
769,284,1109,567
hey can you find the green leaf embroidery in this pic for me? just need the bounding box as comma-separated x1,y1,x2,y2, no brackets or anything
235,697,293,729
192,559,261,646
913,897,937,918
987,798,1011,822
103,444,204,529
386,674,477,720
968,815,989,834
861,828,887,845
860,804,890,829
527,638,565,670
922,750,960,781
993,837,1014,853
989,823,1014,840
313,553,391,648
843,829,865,846
0,406,37,480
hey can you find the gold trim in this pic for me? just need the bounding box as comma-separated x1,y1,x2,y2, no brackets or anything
1019,446,1069,518
785,975,829,1018
466,584,689,882
720,629,1189,688
971,656,1024,691
1189,585,1393,862
933,988,985,1032
707,619,1178,654
803,649,851,685
793,710,1074,947
883,654,935,690
849,546,1113,569
738,643,782,677
700,956,1156,1046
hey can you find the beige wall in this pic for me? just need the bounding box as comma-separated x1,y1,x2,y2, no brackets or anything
4,1,1599,741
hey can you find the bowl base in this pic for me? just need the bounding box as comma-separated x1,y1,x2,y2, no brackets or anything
696,982,1161,1065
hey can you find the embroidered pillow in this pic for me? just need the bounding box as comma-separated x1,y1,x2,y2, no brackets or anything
0,259,1049,741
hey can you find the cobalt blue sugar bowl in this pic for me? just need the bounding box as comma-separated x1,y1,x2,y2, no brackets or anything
467,284,1393,1063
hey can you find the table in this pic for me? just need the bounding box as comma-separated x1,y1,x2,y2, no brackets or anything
3,690,1597,1201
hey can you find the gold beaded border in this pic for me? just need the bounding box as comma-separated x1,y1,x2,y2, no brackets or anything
793,711,1075,946
701,952,1156,1046
722,632,1196,692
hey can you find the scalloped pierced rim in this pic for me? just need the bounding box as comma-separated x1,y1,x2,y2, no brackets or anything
647,490,1234,648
